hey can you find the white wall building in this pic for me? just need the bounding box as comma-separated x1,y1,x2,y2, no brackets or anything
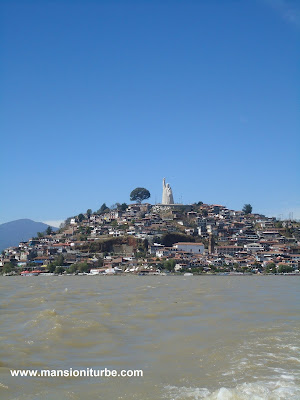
173,242,204,254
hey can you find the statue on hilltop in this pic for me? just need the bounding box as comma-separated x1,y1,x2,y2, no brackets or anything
162,178,174,204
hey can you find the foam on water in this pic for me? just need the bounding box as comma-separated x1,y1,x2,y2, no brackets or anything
165,380,300,399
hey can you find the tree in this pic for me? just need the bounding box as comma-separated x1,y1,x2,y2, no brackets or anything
278,264,293,273
265,262,276,274
68,264,78,274
37,232,44,238
130,187,150,203
87,209,92,219
121,203,128,211
242,204,253,214
160,233,195,247
54,254,65,267
64,217,72,225
98,203,109,214
163,259,176,272
111,203,120,210
96,258,103,268
47,263,56,273
78,213,85,222
55,266,65,275
1,263,15,275
77,262,90,273
274,221,283,229
46,226,53,235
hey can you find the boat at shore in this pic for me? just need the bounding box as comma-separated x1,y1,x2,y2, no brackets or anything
20,270,42,276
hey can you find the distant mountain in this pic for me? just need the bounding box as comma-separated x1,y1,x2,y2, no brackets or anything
0,219,58,252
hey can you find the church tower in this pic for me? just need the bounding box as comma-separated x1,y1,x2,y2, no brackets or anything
208,234,215,254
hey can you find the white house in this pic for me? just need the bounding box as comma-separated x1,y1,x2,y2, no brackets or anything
173,242,204,254
244,243,264,253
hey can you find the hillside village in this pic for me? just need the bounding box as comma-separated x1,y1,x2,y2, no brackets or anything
1,201,300,275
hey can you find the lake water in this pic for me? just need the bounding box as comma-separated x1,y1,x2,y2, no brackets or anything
0,276,299,399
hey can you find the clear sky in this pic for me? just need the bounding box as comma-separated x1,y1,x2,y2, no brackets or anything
1,0,299,226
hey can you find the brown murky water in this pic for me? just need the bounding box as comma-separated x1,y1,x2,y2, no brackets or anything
0,276,299,399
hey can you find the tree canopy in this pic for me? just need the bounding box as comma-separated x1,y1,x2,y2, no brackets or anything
154,233,195,247
130,187,150,203
78,213,85,222
242,204,253,214
46,226,53,235
98,203,109,214
111,202,128,211
86,209,92,218
163,259,176,272
278,264,293,273
120,203,128,211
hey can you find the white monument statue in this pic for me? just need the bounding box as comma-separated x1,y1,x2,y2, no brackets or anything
162,178,174,204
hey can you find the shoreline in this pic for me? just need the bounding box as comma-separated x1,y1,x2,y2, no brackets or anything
2,272,299,277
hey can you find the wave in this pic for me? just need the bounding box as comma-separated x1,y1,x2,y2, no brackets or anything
164,380,300,399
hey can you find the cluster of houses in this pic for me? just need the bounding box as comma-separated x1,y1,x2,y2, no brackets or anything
1,202,300,275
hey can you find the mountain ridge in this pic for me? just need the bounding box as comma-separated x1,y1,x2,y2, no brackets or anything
0,219,58,251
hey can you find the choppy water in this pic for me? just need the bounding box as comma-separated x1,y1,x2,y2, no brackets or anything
0,276,299,400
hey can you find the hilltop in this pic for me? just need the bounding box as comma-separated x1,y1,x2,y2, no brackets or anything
1,203,299,275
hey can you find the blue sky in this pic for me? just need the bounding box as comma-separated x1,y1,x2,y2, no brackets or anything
1,0,299,226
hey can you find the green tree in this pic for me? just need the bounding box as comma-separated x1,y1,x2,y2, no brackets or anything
68,264,78,274
78,213,85,222
55,266,65,274
46,226,53,235
96,258,103,268
163,259,176,272
242,204,253,214
136,249,146,259
265,262,276,274
98,203,109,214
55,254,65,266
278,264,293,273
64,217,72,225
78,262,90,273
87,209,92,219
160,233,195,247
47,263,56,273
1,262,15,275
37,231,44,238
130,187,150,204
121,203,128,211
111,202,128,211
